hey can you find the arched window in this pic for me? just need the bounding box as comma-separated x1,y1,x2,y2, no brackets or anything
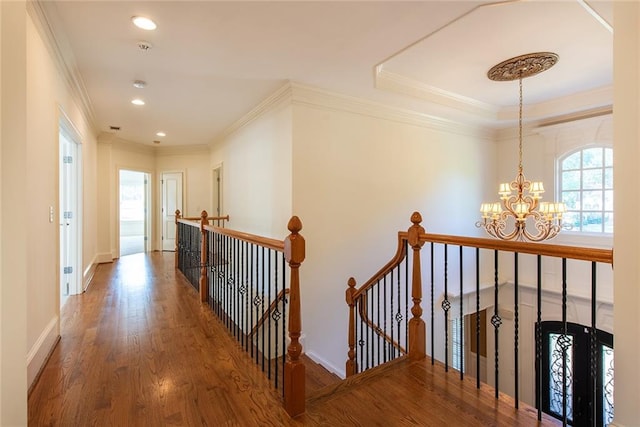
559,147,613,233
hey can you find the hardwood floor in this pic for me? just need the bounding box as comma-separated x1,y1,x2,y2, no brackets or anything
29,252,559,426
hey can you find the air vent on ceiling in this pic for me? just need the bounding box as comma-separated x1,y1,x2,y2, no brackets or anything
109,126,120,131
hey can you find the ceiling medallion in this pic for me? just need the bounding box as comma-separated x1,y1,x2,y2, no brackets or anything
487,52,559,82
477,52,570,242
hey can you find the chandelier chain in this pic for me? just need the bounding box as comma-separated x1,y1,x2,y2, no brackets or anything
518,77,523,174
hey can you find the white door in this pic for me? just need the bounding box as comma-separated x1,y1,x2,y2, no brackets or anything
162,172,183,251
59,129,80,307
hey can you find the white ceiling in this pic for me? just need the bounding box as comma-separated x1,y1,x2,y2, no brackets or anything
42,0,613,146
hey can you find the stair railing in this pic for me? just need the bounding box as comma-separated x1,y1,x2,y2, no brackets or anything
346,211,614,426
175,210,306,417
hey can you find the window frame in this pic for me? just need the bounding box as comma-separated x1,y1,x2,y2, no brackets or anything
557,145,613,236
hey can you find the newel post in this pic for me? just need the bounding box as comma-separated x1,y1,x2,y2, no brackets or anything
199,210,209,303
284,216,305,417
345,277,357,377
175,209,181,268
408,212,426,360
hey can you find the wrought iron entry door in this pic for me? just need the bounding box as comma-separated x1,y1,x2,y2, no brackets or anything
537,321,614,426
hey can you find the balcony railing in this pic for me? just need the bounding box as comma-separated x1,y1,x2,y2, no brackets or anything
175,210,306,417
346,211,613,426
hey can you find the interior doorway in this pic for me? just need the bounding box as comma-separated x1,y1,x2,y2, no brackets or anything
59,120,82,308
119,170,150,257
161,172,183,251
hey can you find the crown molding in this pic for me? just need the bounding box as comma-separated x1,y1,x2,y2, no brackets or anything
212,82,293,146
374,67,499,121
289,82,494,140
27,1,97,136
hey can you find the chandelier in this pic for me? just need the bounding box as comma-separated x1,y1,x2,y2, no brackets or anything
477,52,569,242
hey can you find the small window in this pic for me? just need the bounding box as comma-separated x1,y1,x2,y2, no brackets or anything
559,147,613,233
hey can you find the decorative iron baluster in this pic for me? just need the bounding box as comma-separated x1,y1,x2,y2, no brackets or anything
514,252,519,408
536,254,542,421
431,242,435,366
590,261,597,427
476,247,480,390
561,257,569,427
492,249,501,399
443,244,450,372
459,245,464,380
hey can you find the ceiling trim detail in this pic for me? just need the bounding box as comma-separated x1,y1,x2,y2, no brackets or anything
374,67,499,120
27,1,97,135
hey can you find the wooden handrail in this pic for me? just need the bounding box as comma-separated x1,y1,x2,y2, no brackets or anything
180,214,230,223
204,224,285,252
417,232,614,265
248,288,290,338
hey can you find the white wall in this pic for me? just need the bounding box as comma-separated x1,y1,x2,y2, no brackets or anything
26,9,98,391
291,90,496,376
612,3,640,426
210,95,293,238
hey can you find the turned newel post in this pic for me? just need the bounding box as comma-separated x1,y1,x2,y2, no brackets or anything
199,210,209,303
284,216,305,417
345,277,357,377
175,209,181,268
408,211,426,360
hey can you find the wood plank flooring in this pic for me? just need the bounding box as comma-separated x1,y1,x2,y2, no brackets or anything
29,252,559,426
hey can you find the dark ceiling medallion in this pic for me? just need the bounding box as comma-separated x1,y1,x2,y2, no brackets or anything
487,52,559,81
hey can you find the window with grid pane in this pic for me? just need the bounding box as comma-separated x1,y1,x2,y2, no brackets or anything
559,147,613,233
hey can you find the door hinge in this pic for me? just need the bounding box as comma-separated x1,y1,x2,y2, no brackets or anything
63,211,73,219
63,156,73,164
63,266,73,274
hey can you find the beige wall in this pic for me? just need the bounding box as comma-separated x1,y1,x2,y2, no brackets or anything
1,2,29,424
26,9,99,390
210,98,293,238
290,97,495,375
97,138,213,256
612,2,640,426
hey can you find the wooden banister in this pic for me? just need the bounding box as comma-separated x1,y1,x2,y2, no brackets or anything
407,212,426,361
284,216,305,417
204,224,284,252
175,209,181,267
345,277,357,377
199,210,208,302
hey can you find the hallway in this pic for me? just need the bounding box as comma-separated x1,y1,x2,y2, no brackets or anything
28,252,298,426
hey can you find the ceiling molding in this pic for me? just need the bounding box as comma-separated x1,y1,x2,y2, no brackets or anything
27,1,97,136
289,82,494,140
374,67,499,121
212,82,293,146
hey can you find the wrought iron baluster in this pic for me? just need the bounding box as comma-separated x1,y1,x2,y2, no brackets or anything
561,257,568,427
443,244,450,372
383,274,388,363
514,252,519,408
268,248,272,381
536,254,542,421
590,261,597,427
404,241,408,358
492,249,501,399
430,242,435,365
476,248,480,390
459,245,464,380
261,246,266,373
377,277,381,366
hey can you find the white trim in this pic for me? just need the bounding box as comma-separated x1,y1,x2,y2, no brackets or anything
27,316,60,388
290,81,494,140
305,350,346,380
27,1,97,134
95,252,113,264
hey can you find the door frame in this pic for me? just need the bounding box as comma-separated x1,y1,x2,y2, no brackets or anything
116,166,153,257
160,170,185,251
212,163,223,217
58,110,83,302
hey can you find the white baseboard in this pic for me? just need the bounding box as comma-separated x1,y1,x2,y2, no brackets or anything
96,252,113,264
305,350,346,379
27,316,60,389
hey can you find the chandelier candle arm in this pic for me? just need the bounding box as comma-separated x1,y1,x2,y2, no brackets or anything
477,52,570,242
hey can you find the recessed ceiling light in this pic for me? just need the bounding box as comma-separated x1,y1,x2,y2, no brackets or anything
156,131,166,137
131,98,145,106
132,16,157,31
133,80,147,89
